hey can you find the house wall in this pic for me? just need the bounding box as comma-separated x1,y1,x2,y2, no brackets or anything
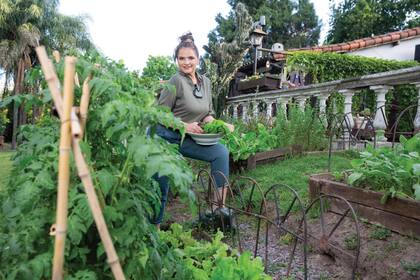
349,37,420,61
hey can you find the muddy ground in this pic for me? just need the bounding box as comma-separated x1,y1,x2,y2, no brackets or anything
163,195,420,280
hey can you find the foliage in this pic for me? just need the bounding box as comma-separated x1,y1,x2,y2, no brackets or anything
0,0,92,71
213,0,321,48
159,223,271,280
140,55,177,85
203,3,253,116
0,152,13,191
401,260,420,277
286,51,419,84
0,0,93,145
286,51,419,131
221,106,328,161
202,119,230,135
0,52,197,279
0,108,9,134
369,226,392,240
272,105,327,151
344,233,358,250
221,120,277,161
326,0,420,44
345,134,420,202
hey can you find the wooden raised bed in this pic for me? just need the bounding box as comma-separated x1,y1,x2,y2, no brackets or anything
230,147,291,173
309,173,420,237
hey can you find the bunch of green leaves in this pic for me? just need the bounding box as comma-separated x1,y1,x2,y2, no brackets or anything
222,121,277,161
0,108,9,135
159,223,271,280
202,119,230,135
345,134,420,203
272,105,327,151
0,51,197,279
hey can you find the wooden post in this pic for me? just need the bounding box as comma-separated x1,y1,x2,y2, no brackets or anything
79,75,92,138
35,47,125,280
52,57,77,280
72,138,125,279
35,47,82,138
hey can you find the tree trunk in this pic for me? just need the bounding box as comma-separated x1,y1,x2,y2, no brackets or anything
11,58,25,149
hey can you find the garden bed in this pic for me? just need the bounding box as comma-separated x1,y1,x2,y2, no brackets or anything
230,147,291,172
309,173,420,237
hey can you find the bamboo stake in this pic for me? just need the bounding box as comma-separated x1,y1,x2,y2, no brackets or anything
36,47,125,280
79,75,92,138
52,56,77,280
35,47,82,138
72,137,125,279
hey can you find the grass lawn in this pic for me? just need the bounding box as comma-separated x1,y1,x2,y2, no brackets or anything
0,151,14,191
232,151,354,206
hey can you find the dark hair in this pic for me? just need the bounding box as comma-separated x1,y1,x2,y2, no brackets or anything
173,32,199,61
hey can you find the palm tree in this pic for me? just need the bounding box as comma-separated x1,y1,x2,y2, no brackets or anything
0,0,93,148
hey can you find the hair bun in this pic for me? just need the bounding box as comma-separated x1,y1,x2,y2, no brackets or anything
180,32,194,43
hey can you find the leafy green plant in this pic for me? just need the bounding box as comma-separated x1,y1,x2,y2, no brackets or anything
370,226,392,240
0,51,198,279
401,260,420,277
202,119,230,135
272,105,327,152
0,108,9,135
345,134,420,202
344,233,358,250
159,223,271,280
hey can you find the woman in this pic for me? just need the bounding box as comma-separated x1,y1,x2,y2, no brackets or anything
153,32,233,228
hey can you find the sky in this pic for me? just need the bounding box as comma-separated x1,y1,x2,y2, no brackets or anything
59,0,334,72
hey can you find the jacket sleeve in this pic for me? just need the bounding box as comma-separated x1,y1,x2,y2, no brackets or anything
158,76,178,110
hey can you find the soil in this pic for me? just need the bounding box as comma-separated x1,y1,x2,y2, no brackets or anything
163,194,420,280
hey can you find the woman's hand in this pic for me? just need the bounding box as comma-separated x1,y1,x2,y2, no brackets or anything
226,123,235,132
202,115,215,123
185,122,203,134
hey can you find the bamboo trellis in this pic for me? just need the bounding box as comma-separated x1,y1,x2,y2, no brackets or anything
35,46,125,280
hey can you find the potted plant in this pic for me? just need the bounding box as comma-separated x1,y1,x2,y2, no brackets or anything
0,109,9,147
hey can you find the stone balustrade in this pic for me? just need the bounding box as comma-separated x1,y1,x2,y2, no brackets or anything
225,66,420,142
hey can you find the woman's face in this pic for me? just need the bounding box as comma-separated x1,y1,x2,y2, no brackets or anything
177,47,198,76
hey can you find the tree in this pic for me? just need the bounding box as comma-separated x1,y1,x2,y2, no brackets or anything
0,0,92,148
203,3,253,116
326,0,420,44
140,55,177,83
208,0,321,49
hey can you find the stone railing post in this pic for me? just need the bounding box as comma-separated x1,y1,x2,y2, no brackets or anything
253,101,259,118
296,96,307,110
277,97,289,118
339,89,355,129
370,85,392,141
413,82,420,133
317,92,330,125
233,103,238,119
266,99,274,120
242,102,248,122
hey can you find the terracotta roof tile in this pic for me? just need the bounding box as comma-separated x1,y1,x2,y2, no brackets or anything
381,35,392,43
365,38,376,46
408,29,417,36
390,33,400,40
400,31,409,39
277,27,420,59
